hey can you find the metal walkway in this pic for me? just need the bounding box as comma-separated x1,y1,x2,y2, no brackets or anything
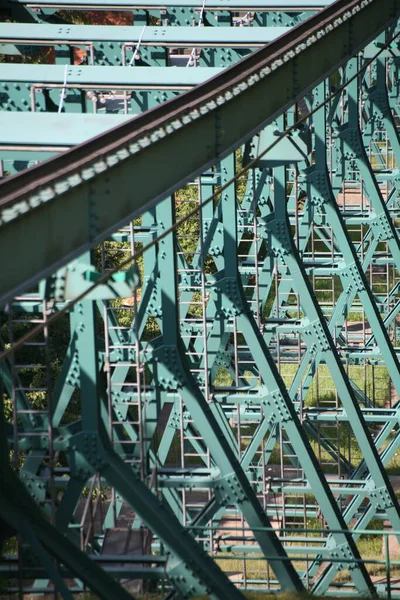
1,0,400,597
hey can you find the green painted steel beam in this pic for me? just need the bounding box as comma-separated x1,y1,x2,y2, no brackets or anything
0,23,290,47
0,64,222,114
0,63,222,88
0,0,398,306
0,113,133,148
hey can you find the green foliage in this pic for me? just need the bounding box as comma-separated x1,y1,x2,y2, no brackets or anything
357,519,382,558
175,185,201,258
1,536,17,554
279,363,390,409
0,46,54,65
57,9,91,24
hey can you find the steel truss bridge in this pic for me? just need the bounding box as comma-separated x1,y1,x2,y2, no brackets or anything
2,0,400,597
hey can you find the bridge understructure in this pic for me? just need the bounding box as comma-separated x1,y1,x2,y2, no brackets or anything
2,0,400,598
